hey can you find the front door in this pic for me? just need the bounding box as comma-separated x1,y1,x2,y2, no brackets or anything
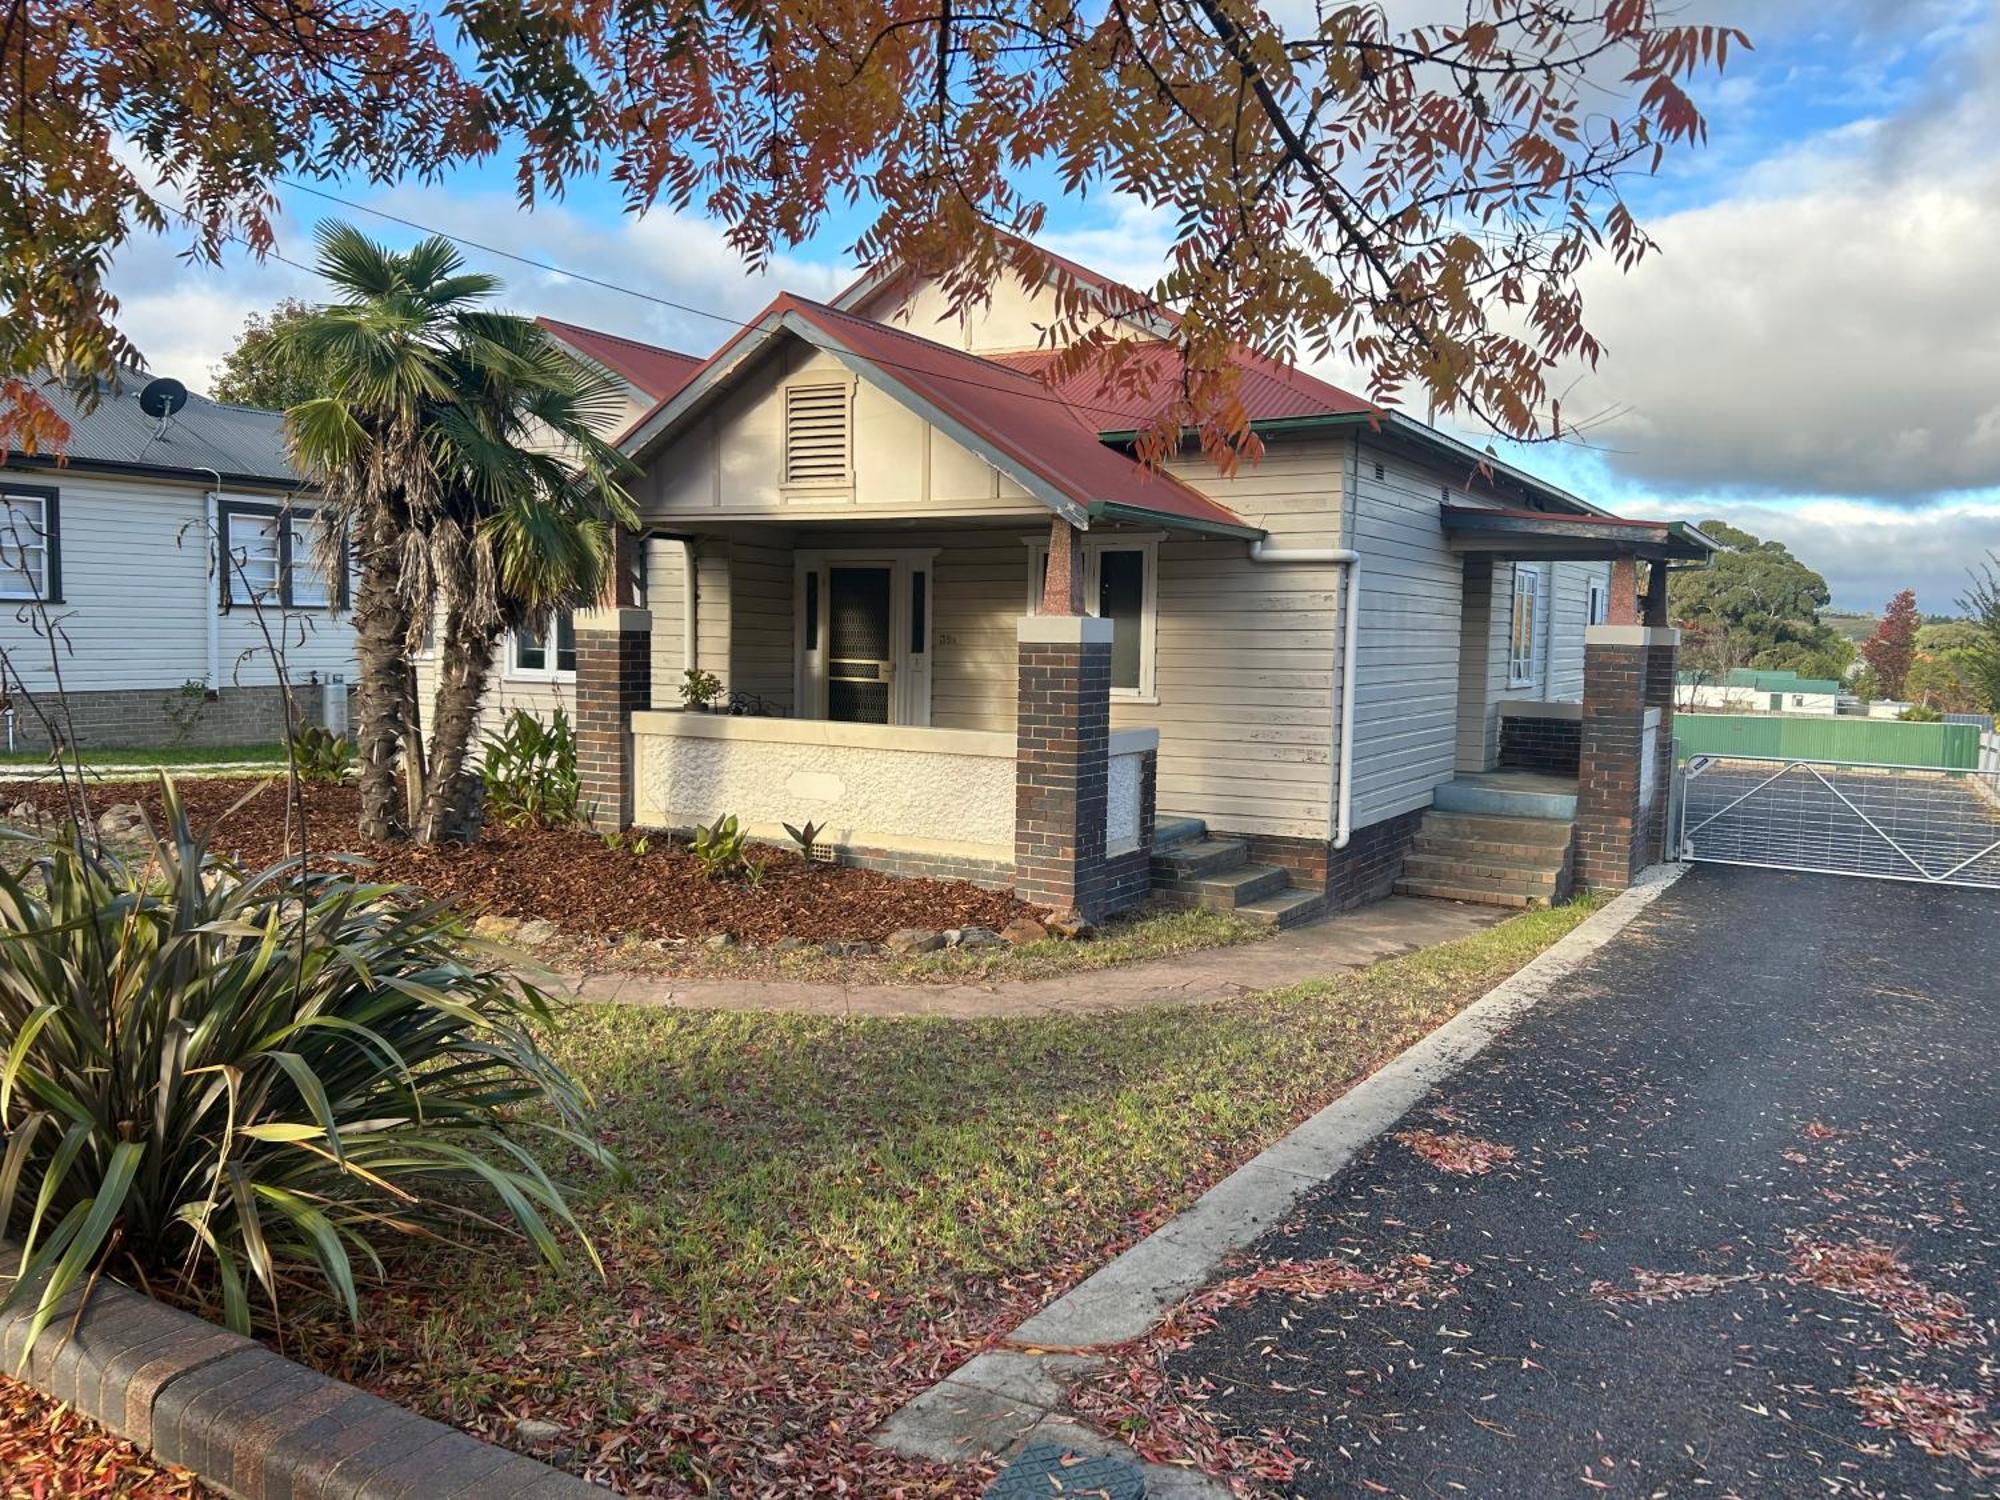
826,565,893,723
797,550,934,725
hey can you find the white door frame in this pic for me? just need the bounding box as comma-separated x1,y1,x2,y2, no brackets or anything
795,547,937,725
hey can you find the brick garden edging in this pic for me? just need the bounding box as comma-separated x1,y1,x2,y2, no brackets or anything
1,1250,598,1499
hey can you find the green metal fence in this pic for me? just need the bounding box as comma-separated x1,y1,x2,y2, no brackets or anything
1674,714,1981,769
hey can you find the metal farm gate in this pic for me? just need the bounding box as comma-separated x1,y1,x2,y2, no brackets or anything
1677,756,2000,888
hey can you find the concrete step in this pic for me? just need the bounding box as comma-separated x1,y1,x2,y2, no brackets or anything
1433,778,1578,821
1419,810,1575,850
1180,862,1290,911
1151,836,1248,882
1402,851,1563,889
1395,877,1552,909
1414,831,1576,864
1152,815,1207,851
1236,887,1328,930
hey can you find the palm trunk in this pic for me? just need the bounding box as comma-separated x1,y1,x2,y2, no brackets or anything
400,670,428,830
416,612,499,845
350,514,408,843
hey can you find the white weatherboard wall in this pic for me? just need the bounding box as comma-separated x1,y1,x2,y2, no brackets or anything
631,711,1015,857
0,467,354,695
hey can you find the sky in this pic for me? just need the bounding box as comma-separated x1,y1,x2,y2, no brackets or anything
104,0,2000,615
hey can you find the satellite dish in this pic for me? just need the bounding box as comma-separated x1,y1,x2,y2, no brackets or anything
138,377,188,421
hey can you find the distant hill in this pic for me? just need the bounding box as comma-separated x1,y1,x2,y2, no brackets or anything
1822,611,1877,643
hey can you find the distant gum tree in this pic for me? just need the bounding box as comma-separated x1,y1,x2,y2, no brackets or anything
6,2,1743,469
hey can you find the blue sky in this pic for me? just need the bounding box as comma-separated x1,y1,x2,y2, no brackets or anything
109,0,2000,614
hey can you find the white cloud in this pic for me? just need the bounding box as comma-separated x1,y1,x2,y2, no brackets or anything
106,186,852,395
1662,496,2000,613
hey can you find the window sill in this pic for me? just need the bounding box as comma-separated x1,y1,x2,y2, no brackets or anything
503,671,578,686
1112,692,1160,706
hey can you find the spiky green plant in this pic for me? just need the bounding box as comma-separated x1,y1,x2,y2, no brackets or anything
0,782,609,1361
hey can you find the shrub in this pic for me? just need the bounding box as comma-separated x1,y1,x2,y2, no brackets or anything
1897,703,1943,722
679,668,723,710
0,782,609,1359
288,723,354,783
782,819,825,863
689,812,749,879
481,706,582,828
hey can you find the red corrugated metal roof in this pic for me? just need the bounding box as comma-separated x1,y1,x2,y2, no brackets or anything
775,297,1251,533
536,317,703,402
987,343,1376,431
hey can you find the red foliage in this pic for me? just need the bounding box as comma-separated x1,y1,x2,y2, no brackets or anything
1861,589,1922,700
0,1373,210,1498
1395,1128,1518,1176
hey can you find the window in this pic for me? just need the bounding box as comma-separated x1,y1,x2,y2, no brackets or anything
784,383,850,484
1025,535,1159,698
0,486,59,601
219,501,339,609
1509,563,1543,687
512,610,577,678
1587,576,1609,626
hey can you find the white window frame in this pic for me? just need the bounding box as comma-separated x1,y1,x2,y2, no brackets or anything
1586,575,1609,627
509,610,577,682
1023,532,1160,703
793,548,937,725
1509,562,1544,688
217,500,340,610
0,487,57,603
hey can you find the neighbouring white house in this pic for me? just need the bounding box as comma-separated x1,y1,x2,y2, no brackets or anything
0,374,353,751
555,245,1716,921
1677,668,1844,716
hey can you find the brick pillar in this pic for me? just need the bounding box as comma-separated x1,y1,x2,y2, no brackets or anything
1575,624,1680,890
1607,558,1641,625
1015,613,1114,921
575,606,651,831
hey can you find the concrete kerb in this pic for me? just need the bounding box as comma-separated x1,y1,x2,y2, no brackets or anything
874,864,1687,1489
0,1247,598,1500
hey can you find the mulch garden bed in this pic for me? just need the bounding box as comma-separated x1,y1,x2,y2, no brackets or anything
0,1374,210,1498
4,777,1032,946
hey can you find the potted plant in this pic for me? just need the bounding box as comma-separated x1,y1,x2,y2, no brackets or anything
680,667,724,712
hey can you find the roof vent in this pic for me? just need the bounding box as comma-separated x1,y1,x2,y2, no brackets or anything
784,384,850,485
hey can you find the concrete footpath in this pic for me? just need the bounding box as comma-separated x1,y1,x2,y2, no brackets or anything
532,895,1508,1019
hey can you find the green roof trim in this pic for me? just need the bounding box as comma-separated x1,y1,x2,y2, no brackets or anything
1084,499,1265,540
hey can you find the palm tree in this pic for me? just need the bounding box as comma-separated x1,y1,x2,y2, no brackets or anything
280,223,633,843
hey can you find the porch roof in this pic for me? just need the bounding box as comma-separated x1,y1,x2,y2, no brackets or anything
1441,505,1717,562
618,294,1262,540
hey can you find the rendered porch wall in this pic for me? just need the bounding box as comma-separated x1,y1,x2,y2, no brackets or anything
631,712,1015,858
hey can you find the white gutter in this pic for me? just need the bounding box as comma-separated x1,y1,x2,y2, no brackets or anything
1247,539,1362,849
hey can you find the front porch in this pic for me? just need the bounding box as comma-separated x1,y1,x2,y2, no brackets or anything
575,516,1181,923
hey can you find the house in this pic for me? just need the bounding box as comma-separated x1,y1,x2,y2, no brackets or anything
0,375,352,751
1678,669,1844,716
563,248,1714,918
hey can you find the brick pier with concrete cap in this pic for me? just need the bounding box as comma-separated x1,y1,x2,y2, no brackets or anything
575,604,652,832
0,1246,597,1499
1574,622,1680,891
1014,610,1115,924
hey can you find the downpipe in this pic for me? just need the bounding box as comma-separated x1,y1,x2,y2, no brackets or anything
1247,539,1361,850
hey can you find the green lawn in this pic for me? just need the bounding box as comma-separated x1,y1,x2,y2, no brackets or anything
286,897,1598,1496
0,744,289,768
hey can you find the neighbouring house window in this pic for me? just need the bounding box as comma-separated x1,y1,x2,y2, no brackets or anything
1025,534,1159,698
783,383,850,485
219,501,339,609
1509,563,1543,687
512,610,577,679
1587,576,1609,626
0,486,59,601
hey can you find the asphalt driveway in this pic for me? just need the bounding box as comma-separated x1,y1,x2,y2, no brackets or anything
1165,866,1999,1498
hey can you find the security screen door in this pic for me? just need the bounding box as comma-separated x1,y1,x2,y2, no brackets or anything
826,566,893,723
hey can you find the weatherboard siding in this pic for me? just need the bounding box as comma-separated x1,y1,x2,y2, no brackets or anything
0,467,353,700
632,344,1046,524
